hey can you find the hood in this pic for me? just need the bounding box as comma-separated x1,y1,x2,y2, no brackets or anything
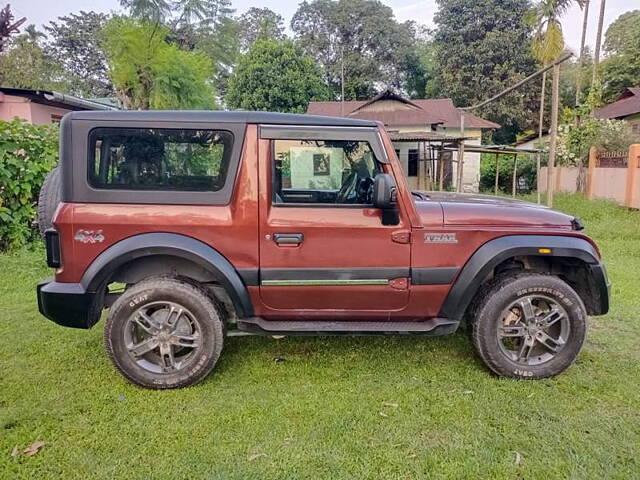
413,191,577,229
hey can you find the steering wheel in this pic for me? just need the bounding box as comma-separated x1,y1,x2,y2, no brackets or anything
336,171,358,203
356,177,374,204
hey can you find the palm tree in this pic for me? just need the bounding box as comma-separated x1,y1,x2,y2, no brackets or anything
576,0,590,105
591,0,606,87
0,4,26,52
528,0,585,207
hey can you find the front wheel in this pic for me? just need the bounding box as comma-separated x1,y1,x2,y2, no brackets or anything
471,273,587,379
104,277,224,389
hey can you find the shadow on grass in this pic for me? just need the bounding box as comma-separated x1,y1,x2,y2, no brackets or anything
206,329,487,384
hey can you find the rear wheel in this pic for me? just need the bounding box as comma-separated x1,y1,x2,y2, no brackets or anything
104,277,224,389
471,273,587,379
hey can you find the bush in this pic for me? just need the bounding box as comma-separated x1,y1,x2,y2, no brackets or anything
0,119,58,250
479,153,539,194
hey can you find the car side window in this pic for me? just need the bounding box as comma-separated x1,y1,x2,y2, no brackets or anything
273,139,382,205
88,127,233,192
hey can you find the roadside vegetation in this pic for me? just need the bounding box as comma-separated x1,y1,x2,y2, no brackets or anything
1,193,638,479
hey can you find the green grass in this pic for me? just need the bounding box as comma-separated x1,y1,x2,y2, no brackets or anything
1,193,639,479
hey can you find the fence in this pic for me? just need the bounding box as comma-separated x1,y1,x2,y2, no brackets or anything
538,144,640,209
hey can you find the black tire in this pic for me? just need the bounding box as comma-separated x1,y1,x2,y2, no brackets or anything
104,277,225,389
471,273,587,379
37,166,62,238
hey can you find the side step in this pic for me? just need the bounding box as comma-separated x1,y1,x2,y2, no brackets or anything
236,317,459,336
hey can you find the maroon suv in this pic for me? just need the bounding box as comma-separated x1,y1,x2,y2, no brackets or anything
36,111,610,389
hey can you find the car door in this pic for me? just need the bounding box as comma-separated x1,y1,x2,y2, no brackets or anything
257,125,411,319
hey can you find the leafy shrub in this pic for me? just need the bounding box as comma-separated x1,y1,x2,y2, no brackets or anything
556,84,640,167
479,153,539,194
556,118,639,167
0,119,58,250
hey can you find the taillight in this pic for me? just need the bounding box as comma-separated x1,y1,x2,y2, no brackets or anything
44,229,61,268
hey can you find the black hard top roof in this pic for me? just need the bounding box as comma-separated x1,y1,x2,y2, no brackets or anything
67,110,378,127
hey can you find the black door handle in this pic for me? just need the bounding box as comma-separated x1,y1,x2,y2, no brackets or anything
273,233,304,245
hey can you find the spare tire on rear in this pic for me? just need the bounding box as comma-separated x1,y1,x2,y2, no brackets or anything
37,166,62,237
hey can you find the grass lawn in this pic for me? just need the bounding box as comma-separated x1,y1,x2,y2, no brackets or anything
1,193,639,479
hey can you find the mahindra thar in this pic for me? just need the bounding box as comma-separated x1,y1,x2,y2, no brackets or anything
36,111,610,389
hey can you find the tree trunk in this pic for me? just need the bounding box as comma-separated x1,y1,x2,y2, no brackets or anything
592,0,606,87
576,158,587,193
494,153,499,195
537,71,546,204
547,63,561,208
576,0,590,105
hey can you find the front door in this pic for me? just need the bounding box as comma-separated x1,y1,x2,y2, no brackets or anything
257,126,411,318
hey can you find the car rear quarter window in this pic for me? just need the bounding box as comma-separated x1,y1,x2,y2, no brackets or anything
88,128,233,192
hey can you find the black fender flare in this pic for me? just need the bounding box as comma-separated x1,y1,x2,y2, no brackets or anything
81,233,254,319
438,235,609,321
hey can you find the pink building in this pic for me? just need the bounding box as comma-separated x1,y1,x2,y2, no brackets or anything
0,87,116,124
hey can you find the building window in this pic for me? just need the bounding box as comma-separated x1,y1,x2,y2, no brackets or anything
632,123,640,135
51,114,63,124
395,149,400,159
408,149,419,177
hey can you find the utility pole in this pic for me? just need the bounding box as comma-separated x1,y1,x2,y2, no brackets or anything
341,45,345,116
457,113,465,192
537,70,546,204
547,63,561,207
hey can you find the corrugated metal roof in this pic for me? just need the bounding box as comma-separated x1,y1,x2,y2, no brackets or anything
594,86,640,120
0,87,117,110
307,92,500,129
388,131,470,142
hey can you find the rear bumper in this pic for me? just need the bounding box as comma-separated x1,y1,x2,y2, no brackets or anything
37,279,97,329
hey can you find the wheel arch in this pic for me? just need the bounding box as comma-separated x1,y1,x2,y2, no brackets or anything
439,235,609,321
81,233,255,325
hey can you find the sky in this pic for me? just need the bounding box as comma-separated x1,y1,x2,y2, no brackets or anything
13,0,637,53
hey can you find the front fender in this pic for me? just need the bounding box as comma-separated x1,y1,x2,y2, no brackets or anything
438,235,610,321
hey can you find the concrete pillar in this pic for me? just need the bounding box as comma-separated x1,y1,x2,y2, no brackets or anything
624,144,640,208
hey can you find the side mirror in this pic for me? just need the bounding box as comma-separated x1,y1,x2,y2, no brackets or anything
372,173,397,209
372,173,399,225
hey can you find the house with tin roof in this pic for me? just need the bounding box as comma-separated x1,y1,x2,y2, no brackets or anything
0,87,116,125
307,90,499,192
595,86,640,135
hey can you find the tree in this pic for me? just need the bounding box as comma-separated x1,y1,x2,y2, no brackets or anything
560,48,593,108
119,0,172,23
591,0,606,86
0,4,25,52
0,25,68,90
575,0,589,105
529,0,584,206
433,0,539,143
225,39,330,113
120,0,238,99
237,7,285,52
45,11,113,98
601,10,640,102
101,17,216,110
403,29,439,99
291,0,414,100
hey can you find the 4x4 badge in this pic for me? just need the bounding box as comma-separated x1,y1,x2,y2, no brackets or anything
74,229,105,244
424,233,458,244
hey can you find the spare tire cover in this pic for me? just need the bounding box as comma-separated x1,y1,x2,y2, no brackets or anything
37,166,62,238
